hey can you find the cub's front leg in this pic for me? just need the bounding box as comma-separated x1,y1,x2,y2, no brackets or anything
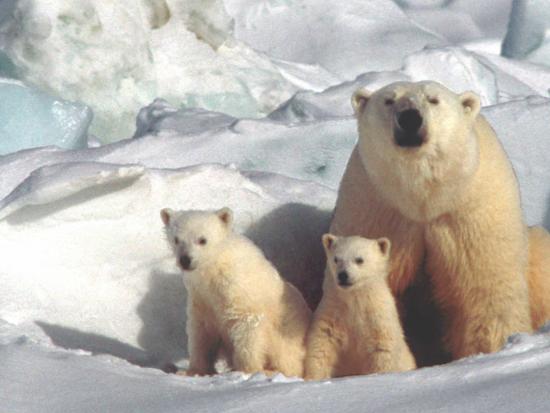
186,313,220,376
304,317,343,380
228,315,269,374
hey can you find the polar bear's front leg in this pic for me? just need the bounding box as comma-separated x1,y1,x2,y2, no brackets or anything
228,316,268,374
304,318,342,380
186,305,219,376
426,216,532,359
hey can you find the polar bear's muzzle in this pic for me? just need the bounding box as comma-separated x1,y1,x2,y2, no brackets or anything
394,108,426,148
179,254,194,271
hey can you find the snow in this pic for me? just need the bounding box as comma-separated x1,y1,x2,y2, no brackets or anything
0,0,303,143
225,0,445,79
0,78,92,155
2,323,550,413
1,0,550,411
502,0,550,66
0,162,334,371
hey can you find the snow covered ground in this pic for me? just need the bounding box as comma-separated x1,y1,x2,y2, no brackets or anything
1,0,550,411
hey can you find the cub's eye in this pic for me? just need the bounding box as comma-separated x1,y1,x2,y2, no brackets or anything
384,98,395,106
355,257,364,265
428,96,439,105
198,237,207,246
174,236,179,245
333,257,339,264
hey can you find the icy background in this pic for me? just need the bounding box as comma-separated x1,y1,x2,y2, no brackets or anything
1,0,550,411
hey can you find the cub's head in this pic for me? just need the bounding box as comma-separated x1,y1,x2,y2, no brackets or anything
322,234,390,290
160,207,233,272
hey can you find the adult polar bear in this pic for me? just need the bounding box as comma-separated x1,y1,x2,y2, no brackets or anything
330,81,550,363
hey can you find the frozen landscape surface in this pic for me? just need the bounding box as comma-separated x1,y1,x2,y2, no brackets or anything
1,0,550,412
0,77,92,155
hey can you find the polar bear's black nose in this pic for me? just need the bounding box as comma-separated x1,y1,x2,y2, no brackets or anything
396,109,423,133
179,255,192,270
394,109,425,147
338,271,350,286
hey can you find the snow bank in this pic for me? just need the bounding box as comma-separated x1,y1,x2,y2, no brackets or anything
225,0,444,79
0,78,92,154
502,0,550,66
483,97,550,227
403,47,498,105
1,97,548,203
2,320,550,412
0,162,334,370
0,0,303,143
396,0,513,38
271,46,550,123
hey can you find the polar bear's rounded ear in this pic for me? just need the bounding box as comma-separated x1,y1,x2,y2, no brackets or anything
322,233,337,252
460,91,480,118
377,237,391,257
216,207,233,227
351,88,372,116
160,208,174,226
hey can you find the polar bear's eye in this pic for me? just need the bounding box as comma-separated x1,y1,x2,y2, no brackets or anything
198,237,207,246
384,98,395,106
428,96,439,105
355,257,364,265
333,257,339,264
174,236,179,245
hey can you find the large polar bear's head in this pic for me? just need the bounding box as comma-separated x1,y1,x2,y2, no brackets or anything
160,207,233,272
351,81,482,221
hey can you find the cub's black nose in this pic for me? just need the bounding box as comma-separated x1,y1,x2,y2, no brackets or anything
179,255,192,270
338,271,350,286
396,109,423,133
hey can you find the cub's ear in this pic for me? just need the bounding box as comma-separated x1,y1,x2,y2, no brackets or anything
160,208,174,226
459,91,480,118
377,237,391,256
322,233,337,252
351,88,372,116
216,207,233,227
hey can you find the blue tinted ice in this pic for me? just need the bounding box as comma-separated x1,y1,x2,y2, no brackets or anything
0,79,92,155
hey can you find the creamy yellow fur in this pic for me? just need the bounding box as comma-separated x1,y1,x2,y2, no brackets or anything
527,226,550,329
330,81,550,360
305,235,416,379
161,208,312,377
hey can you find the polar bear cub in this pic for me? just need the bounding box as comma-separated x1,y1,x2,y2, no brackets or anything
305,234,416,379
161,207,312,377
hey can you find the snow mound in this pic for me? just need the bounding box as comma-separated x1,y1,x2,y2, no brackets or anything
133,99,237,138
270,47,550,123
225,0,445,79
0,163,334,370
0,78,92,154
0,162,145,220
502,0,550,66
483,97,550,227
403,47,498,105
269,71,409,122
0,0,300,143
403,9,483,43
2,319,550,412
396,0,513,38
